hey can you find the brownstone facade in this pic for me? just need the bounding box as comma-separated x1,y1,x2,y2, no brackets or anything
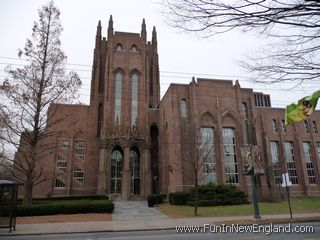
15,16,320,200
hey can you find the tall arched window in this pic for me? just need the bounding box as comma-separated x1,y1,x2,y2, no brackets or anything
222,128,238,184
242,102,248,119
115,72,122,122
131,73,138,127
180,99,187,118
270,141,281,185
201,127,216,184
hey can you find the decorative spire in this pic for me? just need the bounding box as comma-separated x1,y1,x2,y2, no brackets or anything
95,20,101,47
152,26,157,42
235,79,240,88
108,15,113,38
152,26,157,53
97,20,101,35
141,18,146,40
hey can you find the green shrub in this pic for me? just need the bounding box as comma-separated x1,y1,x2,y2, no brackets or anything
169,192,191,205
188,183,248,206
16,199,114,216
169,184,248,206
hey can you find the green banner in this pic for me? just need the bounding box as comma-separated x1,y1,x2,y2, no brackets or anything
285,90,320,125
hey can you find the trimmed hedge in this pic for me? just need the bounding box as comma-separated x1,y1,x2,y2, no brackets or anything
169,192,191,205
16,195,109,205
169,184,248,206
44,195,109,201
15,199,114,216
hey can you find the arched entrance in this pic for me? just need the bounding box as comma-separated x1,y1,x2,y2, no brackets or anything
130,147,140,195
110,147,123,194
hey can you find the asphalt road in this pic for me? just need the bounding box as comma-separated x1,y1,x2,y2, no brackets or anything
1,222,319,240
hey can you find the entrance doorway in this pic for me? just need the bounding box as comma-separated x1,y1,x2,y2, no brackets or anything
110,148,123,194
130,147,140,194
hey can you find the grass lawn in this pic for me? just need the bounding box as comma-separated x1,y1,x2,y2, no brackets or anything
156,196,320,218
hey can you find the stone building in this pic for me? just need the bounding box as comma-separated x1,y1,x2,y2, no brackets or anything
15,16,320,200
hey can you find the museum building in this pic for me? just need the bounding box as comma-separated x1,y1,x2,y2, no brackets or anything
15,16,320,200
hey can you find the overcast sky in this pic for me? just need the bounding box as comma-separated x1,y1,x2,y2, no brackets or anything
0,0,317,108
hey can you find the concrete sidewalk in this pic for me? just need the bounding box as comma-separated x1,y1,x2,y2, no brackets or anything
1,212,320,236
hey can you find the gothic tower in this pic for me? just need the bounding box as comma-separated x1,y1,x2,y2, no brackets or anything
90,16,160,199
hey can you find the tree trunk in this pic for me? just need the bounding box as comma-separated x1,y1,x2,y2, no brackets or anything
23,173,33,204
194,182,199,216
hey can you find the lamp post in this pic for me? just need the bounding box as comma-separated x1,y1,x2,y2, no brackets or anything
245,119,261,220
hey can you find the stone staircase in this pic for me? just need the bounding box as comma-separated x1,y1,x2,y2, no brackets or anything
112,201,169,221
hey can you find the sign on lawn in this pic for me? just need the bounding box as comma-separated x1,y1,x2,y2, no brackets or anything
281,173,292,187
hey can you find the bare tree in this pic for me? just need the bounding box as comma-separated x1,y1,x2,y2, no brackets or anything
170,119,215,216
163,0,320,84
0,1,81,204
0,141,12,179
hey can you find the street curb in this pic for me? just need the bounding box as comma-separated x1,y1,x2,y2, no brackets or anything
215,216,320,226
1,217,319,237
0,227,177,237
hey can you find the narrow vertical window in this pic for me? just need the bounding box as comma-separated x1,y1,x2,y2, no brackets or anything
313,121,318,134
115,72,122,122
284,142,298,184
264,96,268,107
304,120,310,133
254,95,257,106
242,102,248,119
270,141,281,185
201,127,216,184
281,120,287,133
272,119,277,133
317,143,320,168
180,99,187,118
97,103,103,137
257,94,261,106
222,128,238,184
303,142,316,184
131,74,138,127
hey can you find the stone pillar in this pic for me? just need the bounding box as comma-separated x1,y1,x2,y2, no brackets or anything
122,146,131,200
217,116,225,184
97,148,107,195
142,148,152,198
105,148,111,195
66,142,73,196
